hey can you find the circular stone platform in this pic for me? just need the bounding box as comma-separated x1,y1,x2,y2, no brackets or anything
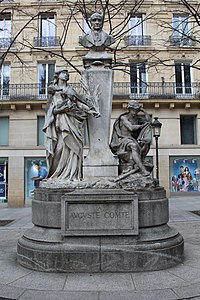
17,185,184,272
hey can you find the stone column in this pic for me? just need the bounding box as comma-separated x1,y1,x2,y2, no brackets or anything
83,53,118,178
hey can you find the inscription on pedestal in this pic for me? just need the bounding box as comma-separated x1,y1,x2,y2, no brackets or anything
61,193,138,236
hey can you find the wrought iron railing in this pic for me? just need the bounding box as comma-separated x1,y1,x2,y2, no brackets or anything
0,82,200,100
124,35,151,47
170,36,195,47
113,82,200,99
33,36,60,47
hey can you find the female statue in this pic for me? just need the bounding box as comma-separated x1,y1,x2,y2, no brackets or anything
43,69,98,181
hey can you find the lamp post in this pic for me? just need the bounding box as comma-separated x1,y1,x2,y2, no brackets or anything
152,117,162,181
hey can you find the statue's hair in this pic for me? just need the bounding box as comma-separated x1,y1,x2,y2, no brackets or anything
54,69,68,75
127,100,141,110
89,12,103,21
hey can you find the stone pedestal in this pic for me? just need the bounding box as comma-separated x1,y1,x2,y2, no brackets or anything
17,186,184,272
82,53,118,178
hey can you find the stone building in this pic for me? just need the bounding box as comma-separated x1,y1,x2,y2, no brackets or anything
0,0,200,207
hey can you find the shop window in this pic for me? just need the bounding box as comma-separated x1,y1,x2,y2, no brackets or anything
24,158,47,200
170,157,200,193
37,116,45,146
0,158,8,203
180,115,196,144
0,117,9,146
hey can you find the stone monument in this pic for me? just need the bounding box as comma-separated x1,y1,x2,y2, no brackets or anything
17,12,184,272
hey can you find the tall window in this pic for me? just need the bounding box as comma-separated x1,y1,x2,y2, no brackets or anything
130,63,147,95
172,15,190,46
0,117,9,146
180,115,196,144
40,14,56,46
83,17,91,34
0,13,11,48
38,63,55,96
175,62,191,95
129,15,146,45
37,116,45,146
0,64,10,97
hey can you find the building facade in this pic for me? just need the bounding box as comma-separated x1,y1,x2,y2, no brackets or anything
0,0,200,207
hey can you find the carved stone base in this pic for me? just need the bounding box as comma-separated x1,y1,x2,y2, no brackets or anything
17,187,184,272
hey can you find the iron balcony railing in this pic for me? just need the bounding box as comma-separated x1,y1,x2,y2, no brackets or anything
33,36,60,47
170,36,195,47
113,82,200,99
124,35,151,47
1,82,200,100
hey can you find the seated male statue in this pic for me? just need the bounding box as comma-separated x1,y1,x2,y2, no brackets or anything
110,100,153,178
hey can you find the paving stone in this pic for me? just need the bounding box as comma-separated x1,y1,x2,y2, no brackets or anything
9,272,67,290
64,273,134,291
19,290,99,300
172,282,200,299
168,265,200,284
0,284,25,300
99,289,179,300
0,259,32,285
132,270,187,290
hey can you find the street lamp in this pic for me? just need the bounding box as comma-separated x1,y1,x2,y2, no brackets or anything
151,117,162,181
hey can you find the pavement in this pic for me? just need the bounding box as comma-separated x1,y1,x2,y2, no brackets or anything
0,196,200,300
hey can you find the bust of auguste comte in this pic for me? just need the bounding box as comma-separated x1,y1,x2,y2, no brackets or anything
79,12,115,51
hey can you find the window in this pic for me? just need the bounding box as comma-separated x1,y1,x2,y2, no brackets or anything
24,158,47,200
130,15,144,35
180,115,196,144
40,14,56,46
170,157,200,193
0,13,11,48
0,64,10,97
0,158,8,203
172,15,191,46
37,116,45,146
38,63,55,96
83,17,91,34
0,117,9,146
130,63,147,95
175,62,191,95
128,15,149,46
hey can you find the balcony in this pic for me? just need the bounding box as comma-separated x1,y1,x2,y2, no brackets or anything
0,83,82,101
170,36,195,47
113,82,200,100
124,35,151,47
33,36,60,47
0,38,13,49
0,82,200,101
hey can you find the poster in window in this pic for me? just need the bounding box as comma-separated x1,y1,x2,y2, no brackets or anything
0,183,6,199
0,164,6,182
171,159,200,192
